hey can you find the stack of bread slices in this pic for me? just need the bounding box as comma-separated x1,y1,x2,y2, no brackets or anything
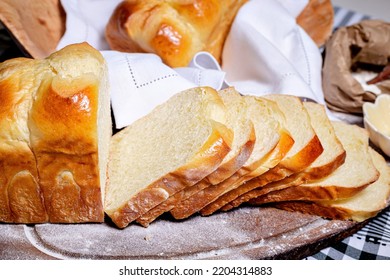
105,87,390,228
1,43,389,229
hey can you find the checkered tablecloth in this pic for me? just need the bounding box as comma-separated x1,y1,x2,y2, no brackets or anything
307,6,390,260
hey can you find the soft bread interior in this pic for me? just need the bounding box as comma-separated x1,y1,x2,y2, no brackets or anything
104,87,230,219
320,148,390,218
135,87,256,227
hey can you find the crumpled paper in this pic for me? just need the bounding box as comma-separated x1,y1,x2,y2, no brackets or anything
323,20,390,114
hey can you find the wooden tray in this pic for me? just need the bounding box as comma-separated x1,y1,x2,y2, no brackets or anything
0,206,368,260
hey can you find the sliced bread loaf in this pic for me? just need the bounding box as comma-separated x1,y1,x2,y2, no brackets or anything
250,121,380,205
170,90,293,220
222,101,345,211
135,87,256,227
104,87,233,228
200,94,323,215
273,147,390,222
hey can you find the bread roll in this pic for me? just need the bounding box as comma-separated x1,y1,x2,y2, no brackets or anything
105,0,247,67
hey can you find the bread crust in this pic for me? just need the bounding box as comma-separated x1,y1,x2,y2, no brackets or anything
199,128,295,216
199,95,325,215
0,43,109,224
225,150,347,210
136,122,256,227
106,122,232,228
0,59,48,223
105,0,247,67
273,201,355,221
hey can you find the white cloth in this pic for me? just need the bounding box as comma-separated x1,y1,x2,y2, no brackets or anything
58,0,331,128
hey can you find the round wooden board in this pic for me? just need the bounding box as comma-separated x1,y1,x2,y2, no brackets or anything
0,206,369,260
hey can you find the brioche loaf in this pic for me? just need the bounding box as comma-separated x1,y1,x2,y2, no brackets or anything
0,43,111,223
105,0,247,67
136,87,256,227
250,121,380,205
273,148,390,222
0,59,48,223
201,95,323,215
104,87,233,228
170,89,293,220
222,101,346,211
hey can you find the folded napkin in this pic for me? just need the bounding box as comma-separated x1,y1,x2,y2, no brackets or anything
58,0,332,129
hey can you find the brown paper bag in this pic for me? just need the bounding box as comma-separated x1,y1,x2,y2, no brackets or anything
323,20,390,114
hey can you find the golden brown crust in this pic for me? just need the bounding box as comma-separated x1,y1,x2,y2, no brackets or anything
201,130,324,215
105,0,247,67
107,122,232,228
277,134,323,174
220,147,346,212
272,201,354,221
296,0,334,47
207,122,256,185
273,200,386,222
136,122,255,227
250,183,370,206
28,45,106,223
0,43,109,224
0,59,49,223
199,129,295,216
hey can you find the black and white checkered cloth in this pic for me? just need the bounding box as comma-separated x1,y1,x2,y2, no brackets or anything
308,207,390,259
308,6,390,260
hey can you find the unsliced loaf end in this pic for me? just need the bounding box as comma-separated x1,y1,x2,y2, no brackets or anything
0,43,111,223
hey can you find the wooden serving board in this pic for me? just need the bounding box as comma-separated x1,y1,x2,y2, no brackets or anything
0,206,368,260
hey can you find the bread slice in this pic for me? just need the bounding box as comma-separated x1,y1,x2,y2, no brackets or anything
170,89,293,220
28,43,112,223
273,147,390,222
200,95,323,215
250,121,380,205
222,101,345,211
135,87,256,227
104,87,233,228
0,43,111,223
0,58,48,223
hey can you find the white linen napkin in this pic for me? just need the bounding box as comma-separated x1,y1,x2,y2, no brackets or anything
57,0,332,128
